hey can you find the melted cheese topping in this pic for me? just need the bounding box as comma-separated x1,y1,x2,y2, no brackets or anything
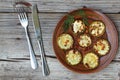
83,52,99,69
93,39,110,56
66,50,82,65
78,34,91,47
57,34,73,50
89,21,105,37
73,20,85,33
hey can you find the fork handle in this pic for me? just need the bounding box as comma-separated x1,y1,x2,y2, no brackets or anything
25,27,38,69
37,40,50,76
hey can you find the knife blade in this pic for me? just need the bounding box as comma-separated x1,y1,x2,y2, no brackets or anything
32,4,50,76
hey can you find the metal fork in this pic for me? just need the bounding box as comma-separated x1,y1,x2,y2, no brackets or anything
17,7,38,69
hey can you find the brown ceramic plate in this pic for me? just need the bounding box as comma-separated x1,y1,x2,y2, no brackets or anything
53,8,118,73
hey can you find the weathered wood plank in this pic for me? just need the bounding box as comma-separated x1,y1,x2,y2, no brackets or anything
0,58,119,80
0,0,120,13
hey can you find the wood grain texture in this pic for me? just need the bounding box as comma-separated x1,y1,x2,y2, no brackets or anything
0,0,119,80
0,58,120,80
0,0,120,13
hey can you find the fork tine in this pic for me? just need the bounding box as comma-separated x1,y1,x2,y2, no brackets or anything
16,6,28,27
17,7,28,21
20,8,27,20
16,7,22,19
24,12,27,20
19,7,24,17
20,13,24,19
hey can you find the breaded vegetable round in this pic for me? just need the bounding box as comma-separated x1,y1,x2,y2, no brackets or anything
83,52,99,69
89,21,105,37
66,50,82,65
57,34,73,50
73,20,86,33
93,39,110,56
78,34,92,47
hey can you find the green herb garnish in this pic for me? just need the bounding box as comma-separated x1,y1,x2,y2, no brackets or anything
63,15,74,32
62,10,89,32
79,10,89,26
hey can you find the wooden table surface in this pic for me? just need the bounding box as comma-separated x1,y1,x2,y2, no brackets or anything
0,0,120,80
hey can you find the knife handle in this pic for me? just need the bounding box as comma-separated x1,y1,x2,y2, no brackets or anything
38,40,50,76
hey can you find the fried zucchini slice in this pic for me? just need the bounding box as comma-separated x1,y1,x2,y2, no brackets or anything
93,39,110,56
83,52,99,69
78,34,92,47
89,21,105,37
66,50,82,65
57,34,73,50
73,20,86,33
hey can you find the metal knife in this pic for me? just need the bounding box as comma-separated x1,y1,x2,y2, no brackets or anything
32,4,50,76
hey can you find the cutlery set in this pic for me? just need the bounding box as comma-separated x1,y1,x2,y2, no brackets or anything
15,3,50,76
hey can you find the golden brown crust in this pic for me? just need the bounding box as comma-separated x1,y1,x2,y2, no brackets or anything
57,34,73,50
66,50,82,65
73,20,86,33
93,39,110,56
83,52,99,69
89,21,105,37
78,34,92,47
